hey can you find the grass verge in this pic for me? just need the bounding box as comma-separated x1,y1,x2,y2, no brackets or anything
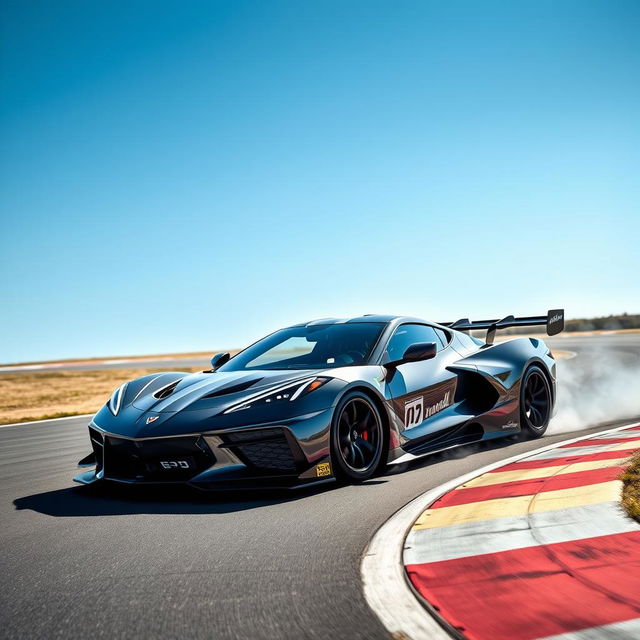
621,451,640,523
0,367,201,425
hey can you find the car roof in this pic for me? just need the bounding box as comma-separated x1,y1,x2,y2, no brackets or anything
288,315,431,328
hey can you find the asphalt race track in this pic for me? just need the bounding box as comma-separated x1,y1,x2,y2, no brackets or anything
1,335,639,640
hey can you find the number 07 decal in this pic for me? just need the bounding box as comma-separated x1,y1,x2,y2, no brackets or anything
404,397,423,428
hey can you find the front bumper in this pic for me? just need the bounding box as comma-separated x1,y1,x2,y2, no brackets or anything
74,409,335,490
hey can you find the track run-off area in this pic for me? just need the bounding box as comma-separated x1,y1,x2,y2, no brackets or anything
1,334,639,640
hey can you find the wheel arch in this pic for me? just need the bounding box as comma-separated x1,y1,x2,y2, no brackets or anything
522,357,556,408
519,360,554,437
340,384,392,467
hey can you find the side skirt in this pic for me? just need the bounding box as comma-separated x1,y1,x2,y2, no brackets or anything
388,430,515,466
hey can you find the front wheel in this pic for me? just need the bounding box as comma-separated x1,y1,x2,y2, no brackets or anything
331,392,384,482
520,365,552,438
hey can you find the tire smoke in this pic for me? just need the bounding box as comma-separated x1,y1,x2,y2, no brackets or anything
549,348,640,434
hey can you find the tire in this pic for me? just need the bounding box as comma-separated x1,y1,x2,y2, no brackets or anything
330,391,384,482
520,365,552,438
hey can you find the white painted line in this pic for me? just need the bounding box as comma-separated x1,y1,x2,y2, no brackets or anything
361,421,640,640
536,617,640,640
404,501,640,565
0,414,93,429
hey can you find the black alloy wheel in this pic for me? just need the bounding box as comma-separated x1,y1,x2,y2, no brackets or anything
331,392,384,481
520,365,552,438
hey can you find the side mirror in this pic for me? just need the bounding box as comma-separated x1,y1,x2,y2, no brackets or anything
388,342,437,367
210,352,230,371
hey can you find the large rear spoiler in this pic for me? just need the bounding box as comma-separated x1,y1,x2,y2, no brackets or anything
440,309,564,345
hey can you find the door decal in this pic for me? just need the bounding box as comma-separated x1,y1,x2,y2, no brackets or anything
394,378,457,429
404,397,423,428
425,391,451,419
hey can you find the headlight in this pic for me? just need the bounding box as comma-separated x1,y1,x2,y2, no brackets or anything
107,383,127,416
223,377,329,414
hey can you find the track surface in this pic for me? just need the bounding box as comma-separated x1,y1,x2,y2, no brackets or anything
1,336,639,640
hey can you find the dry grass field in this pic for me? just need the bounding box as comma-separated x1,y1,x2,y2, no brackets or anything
0,367,201,425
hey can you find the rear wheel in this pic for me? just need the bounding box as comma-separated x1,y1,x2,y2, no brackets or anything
520,365,552,438
331,392,384,481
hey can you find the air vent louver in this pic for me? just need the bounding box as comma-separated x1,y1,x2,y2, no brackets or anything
153,380,181,399
203,378,262,399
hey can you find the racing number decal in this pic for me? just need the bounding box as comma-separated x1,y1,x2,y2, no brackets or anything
404,397,424,429
403,391,453,428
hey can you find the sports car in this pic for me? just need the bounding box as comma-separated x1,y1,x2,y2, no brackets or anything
75,310,564,490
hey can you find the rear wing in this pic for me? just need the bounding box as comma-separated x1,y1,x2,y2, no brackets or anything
440,309,564,345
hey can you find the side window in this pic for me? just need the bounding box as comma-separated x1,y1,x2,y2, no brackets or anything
435,328,450,348
384,324,442,362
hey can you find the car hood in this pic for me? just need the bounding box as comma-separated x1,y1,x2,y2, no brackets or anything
131,369,321,414
91,364,386,439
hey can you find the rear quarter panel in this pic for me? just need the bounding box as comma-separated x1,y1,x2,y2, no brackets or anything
450,336,556,436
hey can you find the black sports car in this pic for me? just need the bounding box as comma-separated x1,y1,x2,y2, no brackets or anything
75,310,564,490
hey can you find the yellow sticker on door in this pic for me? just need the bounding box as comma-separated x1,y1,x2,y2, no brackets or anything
316,462,331,477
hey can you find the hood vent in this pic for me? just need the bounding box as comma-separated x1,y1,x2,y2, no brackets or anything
203,378,262,399
153,380,181,399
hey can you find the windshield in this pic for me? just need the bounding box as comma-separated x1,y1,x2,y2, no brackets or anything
218,323,386,371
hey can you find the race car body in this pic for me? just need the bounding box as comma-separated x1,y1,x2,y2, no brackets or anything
74,310,564,490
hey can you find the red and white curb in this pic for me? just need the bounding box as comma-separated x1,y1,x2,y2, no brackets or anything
362,423,640,640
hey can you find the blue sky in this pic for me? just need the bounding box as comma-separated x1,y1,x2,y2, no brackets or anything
1,0,639,363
